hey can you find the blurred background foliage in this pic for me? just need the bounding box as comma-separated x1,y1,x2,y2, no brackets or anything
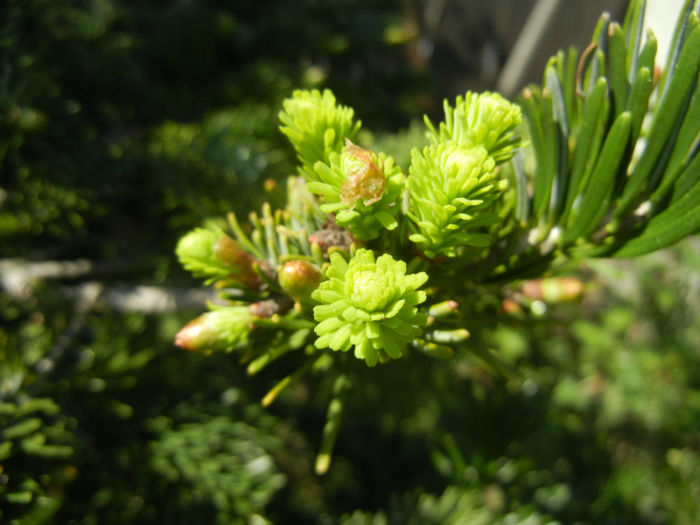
0,0,698,523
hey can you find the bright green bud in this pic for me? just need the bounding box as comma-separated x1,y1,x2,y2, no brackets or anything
309,139,405,240
312,249,428,367
408,143,505,257
279,89,361,181
428,300,459,318
278,260,323,301
174,307,251,352
176,228,260,287
425,91,522,163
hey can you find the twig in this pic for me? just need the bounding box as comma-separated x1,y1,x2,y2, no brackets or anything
1,258,221,313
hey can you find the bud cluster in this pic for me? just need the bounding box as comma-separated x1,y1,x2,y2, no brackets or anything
175,88,525,364
169,0,700,473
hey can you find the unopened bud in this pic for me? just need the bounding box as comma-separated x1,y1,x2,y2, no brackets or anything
521,277,585,303
177,229,263,288
429,328,470,343
177,228,217,262
264,178,277,193
413,339,455,359
501,298,523,315
278,260,323,301
174,307,251,352
214,236,261,288
428,300,459,318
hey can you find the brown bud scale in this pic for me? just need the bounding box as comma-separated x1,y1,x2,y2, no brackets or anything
340,139,385,207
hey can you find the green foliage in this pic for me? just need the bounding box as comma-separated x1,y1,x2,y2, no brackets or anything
328,238,698,525
1,287,296,524
407,143,503,257
340,485,554,525
0,396,76,523
279,89,362,181
2,0,699,523
424,91,523,163
172,0,700,479
148,105,295,223
148,410,286,523
176,228,236,284
510,0,700,263
175,228,262,288
2,0,416,259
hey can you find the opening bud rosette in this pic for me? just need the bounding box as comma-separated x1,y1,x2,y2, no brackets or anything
309,140,405,240
339,139,386,207
312,249,428,367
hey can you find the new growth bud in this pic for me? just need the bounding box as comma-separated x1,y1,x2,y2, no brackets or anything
428,300,459,318
407,143,503,257
214,235,261,288
248,298,289,318
176,228,262,288
174,307,252,352
521,277,585,303
312,249,428,367
278,89,361,180
278,260,323,302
